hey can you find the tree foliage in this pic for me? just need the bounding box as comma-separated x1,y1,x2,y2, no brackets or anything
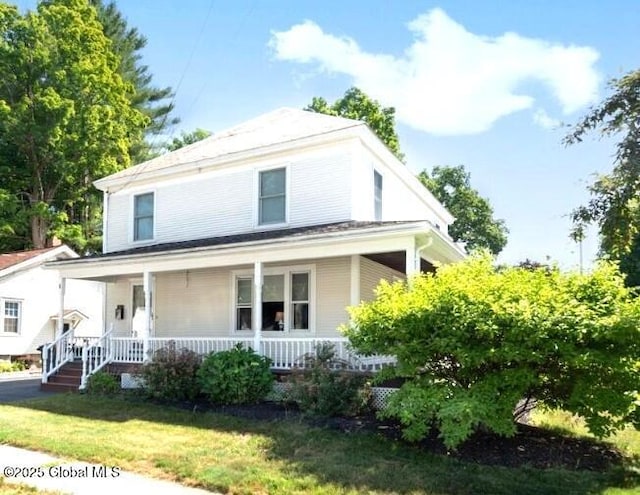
90,0,178,162
418,166,508,255
567,69,640,280
0,0,147,251
306,87,404,161
166,128,211,152
344,254,640,449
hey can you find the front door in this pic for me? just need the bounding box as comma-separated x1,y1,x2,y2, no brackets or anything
131,284,152,337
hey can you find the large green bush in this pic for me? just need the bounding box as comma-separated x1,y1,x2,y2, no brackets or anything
285,342,371,417
140,343,202,402
197,344,273,405
344,254,640,449
86,371,119,396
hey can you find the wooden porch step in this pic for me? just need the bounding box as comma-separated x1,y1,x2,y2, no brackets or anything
40,361,83,392
40,382,79,393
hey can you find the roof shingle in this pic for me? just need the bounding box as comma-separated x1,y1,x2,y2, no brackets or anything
0,247,58,271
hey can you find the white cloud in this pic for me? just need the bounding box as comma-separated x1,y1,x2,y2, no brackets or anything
532,108,560,130
269,9,601,135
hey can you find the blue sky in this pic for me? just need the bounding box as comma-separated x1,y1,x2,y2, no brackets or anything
15,1,640,268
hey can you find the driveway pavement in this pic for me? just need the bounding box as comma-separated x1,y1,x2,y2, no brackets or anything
0,444,217,494
0,377,55,403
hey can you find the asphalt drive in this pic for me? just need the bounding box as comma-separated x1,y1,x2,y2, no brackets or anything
0,377,55,403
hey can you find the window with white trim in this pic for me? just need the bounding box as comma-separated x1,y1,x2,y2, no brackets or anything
236,278,253,330
374,170,383,221
2,300,21,334
291,272,309,329
259,168,286,225
133,192,154,241
233,267,312,331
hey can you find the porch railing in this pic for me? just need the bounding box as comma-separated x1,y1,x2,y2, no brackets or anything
79,326,114,389
41,330,75,383
108,336,395,371
110,337,257,363
70,336,100,360
260,337,396,371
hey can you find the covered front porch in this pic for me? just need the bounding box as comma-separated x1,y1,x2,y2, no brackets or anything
42,333,397,390
42,221,464,389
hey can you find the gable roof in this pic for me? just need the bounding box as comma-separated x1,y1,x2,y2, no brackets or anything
0,245,78,279
0,247,57,271
96,108,365,189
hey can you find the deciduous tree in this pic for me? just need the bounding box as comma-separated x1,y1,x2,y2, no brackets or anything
567,69,640,284
0,0,147,251
418,165,508,255
306,87,404,161
166,128,211,152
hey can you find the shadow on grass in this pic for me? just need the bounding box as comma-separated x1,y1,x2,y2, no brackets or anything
3,393,639,495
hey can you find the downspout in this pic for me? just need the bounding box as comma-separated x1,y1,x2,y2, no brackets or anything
102,190,109,253
101,190,109,336
414,235,434,273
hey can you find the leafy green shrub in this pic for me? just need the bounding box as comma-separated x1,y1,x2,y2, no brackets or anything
344,253,640,449
197,344,273,405
0,360,27,373
140,342,202,402
285,342,371,417
86,371,119,395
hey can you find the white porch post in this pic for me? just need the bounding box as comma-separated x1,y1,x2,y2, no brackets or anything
57,276,66,338
252,261,263,354
350,255,360,306
405,238,419,278
143,270,152,361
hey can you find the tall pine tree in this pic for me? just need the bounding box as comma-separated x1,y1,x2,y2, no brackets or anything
90,0,179,162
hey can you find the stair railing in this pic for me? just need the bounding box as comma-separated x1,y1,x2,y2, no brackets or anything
80,325,114,390
41,329,75,384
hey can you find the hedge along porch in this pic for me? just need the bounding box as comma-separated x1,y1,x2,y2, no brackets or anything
43,221,464,388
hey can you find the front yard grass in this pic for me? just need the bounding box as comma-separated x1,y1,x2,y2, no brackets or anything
0,394,638,495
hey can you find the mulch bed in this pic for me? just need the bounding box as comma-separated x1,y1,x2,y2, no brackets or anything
174,399,625,472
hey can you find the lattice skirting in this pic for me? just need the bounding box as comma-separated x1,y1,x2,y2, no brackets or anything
121,373,145,389
370,387,398,410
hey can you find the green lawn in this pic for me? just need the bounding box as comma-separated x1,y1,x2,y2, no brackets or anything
0,395,638,495
0,478,62,495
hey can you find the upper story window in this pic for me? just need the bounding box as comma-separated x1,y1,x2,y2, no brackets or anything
133,192,154,241
259,168,286,225
2,300,21,334
374,170,383,221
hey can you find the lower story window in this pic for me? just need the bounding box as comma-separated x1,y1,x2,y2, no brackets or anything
291,272,309,330
236,278,253,330
234,268,312,331
3,300,21,334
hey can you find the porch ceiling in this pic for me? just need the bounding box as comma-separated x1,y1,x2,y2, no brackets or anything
364,252,436,274
46,220,464,280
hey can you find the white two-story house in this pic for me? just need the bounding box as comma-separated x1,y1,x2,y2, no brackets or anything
44,107,464,389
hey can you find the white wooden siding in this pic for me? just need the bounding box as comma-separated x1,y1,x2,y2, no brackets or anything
103,257,353,339
0,266,102,356
104,144,355,253
359,256,406,303
154,268,230,337
358,148,451,231
314,257,351,337
105,280,133,337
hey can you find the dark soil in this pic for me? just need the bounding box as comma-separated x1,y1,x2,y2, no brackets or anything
178,399,625,472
